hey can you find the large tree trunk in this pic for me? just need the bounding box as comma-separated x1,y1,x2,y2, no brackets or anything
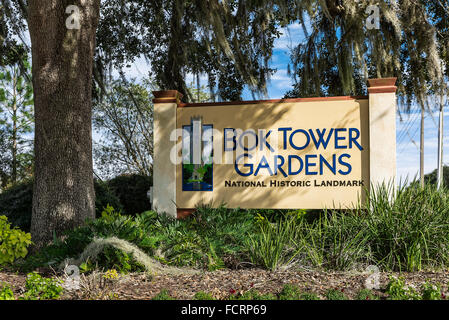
28,0,100,247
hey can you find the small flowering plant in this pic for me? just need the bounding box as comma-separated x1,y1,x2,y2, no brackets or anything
103,269,119,280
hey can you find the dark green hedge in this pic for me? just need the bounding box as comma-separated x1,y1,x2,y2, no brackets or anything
107,174,153,215
0,174,152,231
0,179,33,231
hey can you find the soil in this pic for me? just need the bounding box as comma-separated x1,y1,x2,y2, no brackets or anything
1,267,449,300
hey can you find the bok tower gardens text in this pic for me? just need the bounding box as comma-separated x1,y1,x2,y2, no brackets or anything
223,126,365,188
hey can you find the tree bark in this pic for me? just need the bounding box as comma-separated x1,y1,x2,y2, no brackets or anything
28,0,100,247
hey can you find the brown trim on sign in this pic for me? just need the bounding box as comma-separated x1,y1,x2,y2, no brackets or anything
367,87,397,94
367,77,397,94
152,90,183,104
177,208,195,219
178,95,368,108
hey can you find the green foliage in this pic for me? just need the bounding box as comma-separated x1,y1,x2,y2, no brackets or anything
299,292,320,300
246,215,300,271
106,174,152,216
0,215,32,265
21,272,63,300
160,205,256,269
94,245,146,274
194,291,215,300
421,282,443,300
325,289,349,300
94,179,123,218
18,204,258,272
152,289,176,300
0,175,150,231
0,283,15,300
277,283,321,300
296,211,370,271
253,183,449,272
424,165,449,189
356,289,380,300
15,182,449,274
0,56,34,187
385,276,421,300
364,183,449,271
287,1,447,117
278,284,301,300
0,179,33,231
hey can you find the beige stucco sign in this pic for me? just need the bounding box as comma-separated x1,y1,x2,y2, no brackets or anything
152,78,397,218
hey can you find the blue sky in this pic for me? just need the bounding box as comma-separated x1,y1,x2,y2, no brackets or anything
119,22,448,183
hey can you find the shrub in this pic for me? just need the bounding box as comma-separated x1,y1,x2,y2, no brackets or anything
194,291,215,300
278,283,320,300
107,174,152,215
385,276,420,300
94,179,123,217
356,288,379,300
22,272,63,300
325,289,348,300
364,183,449,271
0,175,149,230
152,289,176,300
424,165,449,187
278,284,302,300
0,215,32,265
160,205,256,269
94,245,146,274
0,283,15,300
421,282,443,300
17,182,449,274
0,179,33,231
299,292,320,300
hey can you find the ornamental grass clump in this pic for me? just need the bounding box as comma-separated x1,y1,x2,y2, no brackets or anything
362,183,449,271
246,215,300,271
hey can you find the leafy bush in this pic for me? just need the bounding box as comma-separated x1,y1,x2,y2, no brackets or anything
0,179,33,231
278,284,302,300
0,175,150,230
385,276,420,300
299,292,320,300
152,289,176,300
94,179,123,217
0,215,32,265
424,165,449,187
421,282,443,300
356,288,379,300
194,291,215,300
16,182,449,274
22,272,63,300
0,283,14,300
94,245,146,273
278,284,321,300
160,205,256,269
107,174,152,215
325,288,348,300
